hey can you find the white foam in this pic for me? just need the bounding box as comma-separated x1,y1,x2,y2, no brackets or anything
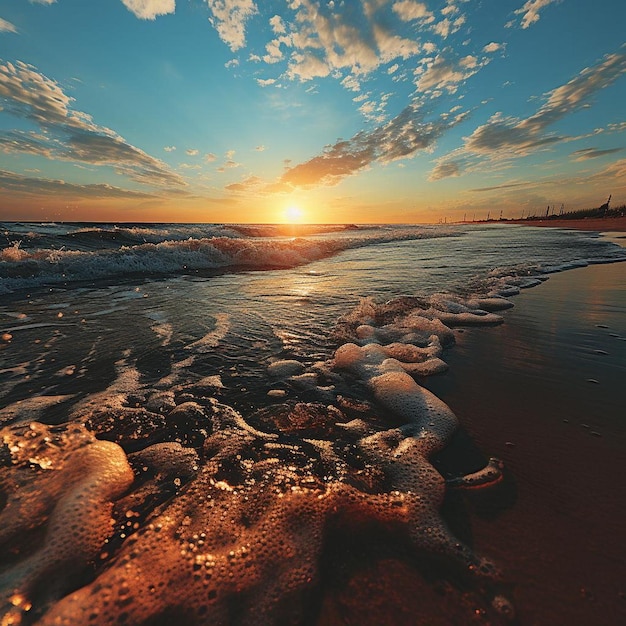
185,314,230,353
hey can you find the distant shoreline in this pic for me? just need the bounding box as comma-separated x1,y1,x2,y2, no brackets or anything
472,216,626,233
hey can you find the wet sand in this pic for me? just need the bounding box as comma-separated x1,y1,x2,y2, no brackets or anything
423,259,626,625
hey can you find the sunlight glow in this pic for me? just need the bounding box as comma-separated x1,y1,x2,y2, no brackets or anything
284,205,305,223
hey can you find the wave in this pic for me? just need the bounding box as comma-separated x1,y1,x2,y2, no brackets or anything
0,228,455,295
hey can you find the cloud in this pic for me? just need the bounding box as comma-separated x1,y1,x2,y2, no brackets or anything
269,14,286,34
29,1,56,4
392,1,434,23
468,49,626,153
0,59,185,188
0,18,18,33
512,0,560,29
571,147,623,161
206,0,258,52
468,180,535,193
431,48,626,179
256,78,276,87
186,148,199,156
121,0,176,20
429,159,461,181
0,169,157,200
416,54,484,93
164,145,176,152
255,145,266,151
265,0,427,87
205,152,217,161
225,175,263,192
483,42,503,53
277,102,468,188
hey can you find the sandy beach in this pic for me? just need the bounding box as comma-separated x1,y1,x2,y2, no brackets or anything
316,235,626,625
426,259,626,626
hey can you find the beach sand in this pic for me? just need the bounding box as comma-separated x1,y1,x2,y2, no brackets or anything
316,243,626,625
425,259,626,626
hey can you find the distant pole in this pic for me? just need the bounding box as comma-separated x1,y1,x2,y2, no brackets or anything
487,211,490,221
473,213,475,222
463,213,466,222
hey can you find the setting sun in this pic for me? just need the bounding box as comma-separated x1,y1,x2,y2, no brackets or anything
284,205,305,223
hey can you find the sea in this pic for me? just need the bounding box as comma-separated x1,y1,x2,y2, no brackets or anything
0,222,625,625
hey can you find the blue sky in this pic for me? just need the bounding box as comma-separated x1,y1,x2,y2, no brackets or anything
0,0,625,223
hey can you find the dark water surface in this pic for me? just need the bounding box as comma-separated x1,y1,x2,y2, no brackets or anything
1,223,625,625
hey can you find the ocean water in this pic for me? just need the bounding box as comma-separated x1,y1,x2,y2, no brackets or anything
0,222,624,625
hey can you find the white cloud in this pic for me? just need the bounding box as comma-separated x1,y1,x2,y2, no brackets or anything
206,0,258,52
0,60,184,188
0,168,158,199
256,78,276,87
392,1,434,22
483,42,503,53
0,18,18,34
341,75,361,92
287,53,331,81
186,148,199,156
205,152,217,162
255,145,266,151
512,0,560,29
121,0,176,20
269,14,286,34
430,48,626,178
276,102,469,188
164,145,176,152
416,54,483,93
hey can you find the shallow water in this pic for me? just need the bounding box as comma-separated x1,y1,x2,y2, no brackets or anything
0,223,625,625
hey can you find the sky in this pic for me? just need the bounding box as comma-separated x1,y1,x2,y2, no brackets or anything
0,0,625,224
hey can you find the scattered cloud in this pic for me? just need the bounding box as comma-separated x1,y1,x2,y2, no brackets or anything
468,180,536,193
511,0,561,30
121,0,176,20
392,1,434,23
205,152,217,162
571,147,622,161
430,48,626,179
277,102,469,189
416,53,485,93
0,18,18,34
225,175,263,192
269,14,285,34
0,59,185,188
164,145,176,152
186,148,199,156
206,0,258,52
255,145,265,151
257,78,276,87
429,159,461,181
483,42,503,53
0,168,157,199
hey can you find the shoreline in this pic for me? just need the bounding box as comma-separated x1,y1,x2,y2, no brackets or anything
421,257,626,625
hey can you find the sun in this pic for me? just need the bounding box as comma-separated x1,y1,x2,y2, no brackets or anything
284,205,305,224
